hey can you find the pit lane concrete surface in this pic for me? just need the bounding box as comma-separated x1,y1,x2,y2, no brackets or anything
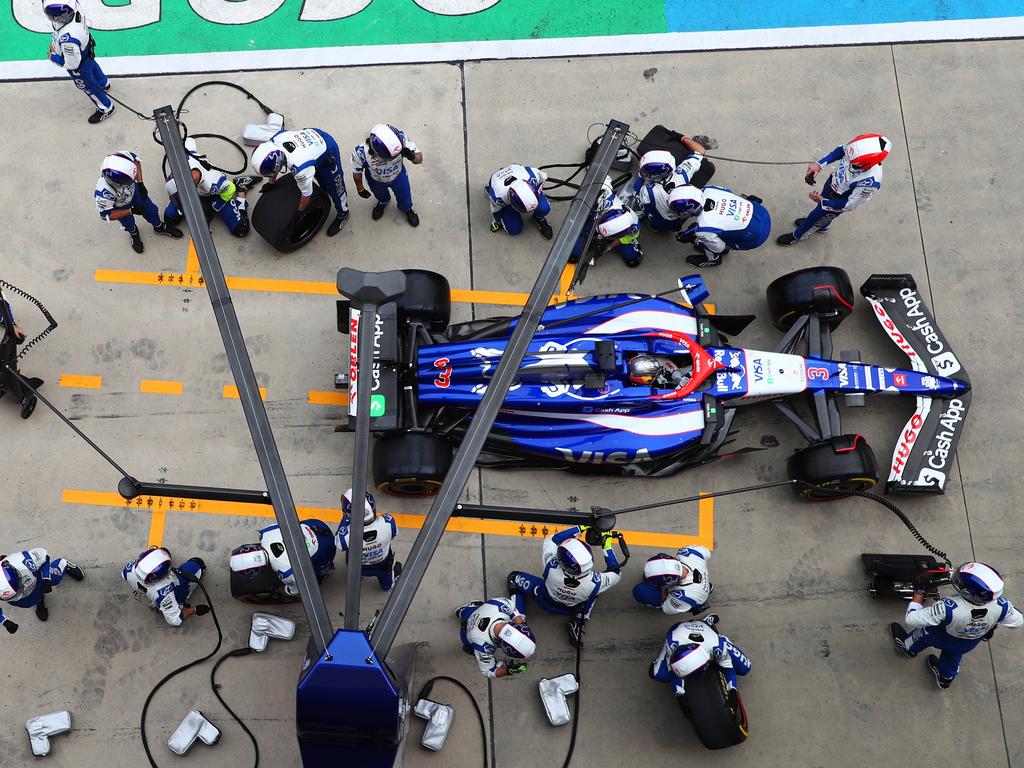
1,40,1022,767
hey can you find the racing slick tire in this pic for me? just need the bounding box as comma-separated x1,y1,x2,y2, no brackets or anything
373,432,453,496
766,266,855,331
787,434,878,501
251,175,331,253
397,269,451,332
678,668,749,750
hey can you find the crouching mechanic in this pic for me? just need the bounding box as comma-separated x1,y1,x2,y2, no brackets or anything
486,164,553,239
122,547,207,627
96,152,183,254
165,140,259,237
231,520,336,598
44,2,114,124
336,489,402,591
670,185,771,268
777,134,891,246
251,127,350,236
634,546,713,615
0,549,84,632
651,615,751,697
633,135,710,233
891,562,1022,689
508,524,621,647
571,177,643,268
352,124,423,227
455,597,536,678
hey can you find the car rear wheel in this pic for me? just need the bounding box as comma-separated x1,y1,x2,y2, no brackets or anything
787,434,878,501
397,269,451,332
373,432,453,497
766,266,854,331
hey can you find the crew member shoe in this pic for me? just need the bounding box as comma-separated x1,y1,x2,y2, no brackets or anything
392,561,403,583
129,230,144,254
88,104,115,124
776,233,798,246
35,601,48,622
102,83,111,92
702,613,720,628
232,176,261,194
372,203,387,221
405,209,420,227
927,655,952,689
890,623,916,657
65,562,85,581
326,211,350,237
623,250,644,268
153,224,184,239
686,253,721,268
535,216,553,240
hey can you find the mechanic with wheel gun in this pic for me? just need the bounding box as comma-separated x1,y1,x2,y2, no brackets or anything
231,519,336,597
95,152,184,254
890,562,1022,689
352,124,423,228
251,127,351,236
633,546,713,615
507,524,622,647
336,489,402,591
165,138,261,238
454,597,536,678
776,134,891,246
670,184,772,268
570,176,644,268
486,163,554,239
633,134,710,233
43,2,114,124
0,548,84,634
0,287,44,419
651,614,751,696
122,547,209,626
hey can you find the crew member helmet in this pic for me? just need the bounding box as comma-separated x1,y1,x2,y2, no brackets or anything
845,134,892,171
644,553,686,587
251,143,285,176
670,643,712,678
667,185,704,217
596,208,639,240
952,562,1004,605
43,2,76,28
496,621,536,659
0,560,22,601
134,547,172,585
368,124,403,159
638,150,677,183
229,544,269,576
101,154,137,189
342,488,377,525
507,179,539,213
556,538,593,577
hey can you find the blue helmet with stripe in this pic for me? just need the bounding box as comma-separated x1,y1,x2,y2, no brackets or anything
556,538,593,577
43,3,76,27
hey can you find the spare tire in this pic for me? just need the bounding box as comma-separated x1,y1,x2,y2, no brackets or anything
373,432,453,497
397,269,451,332
766,266,854,331
252,174,331,253
679,668,749,750
787,434,878,501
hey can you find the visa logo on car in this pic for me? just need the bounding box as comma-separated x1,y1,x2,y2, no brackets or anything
752,358,773,384
555,447,651,464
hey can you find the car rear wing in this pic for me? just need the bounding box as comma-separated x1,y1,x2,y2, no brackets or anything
859,274,971,494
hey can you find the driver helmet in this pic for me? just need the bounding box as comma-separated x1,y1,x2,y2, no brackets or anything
496,621,536,659
251,142,285,176
342,488,377,525
229,544,269,576
951,562,1004,605
644,554,687,587
844,134,892,171
596,208,639,240
667,185,704,217
134,547,172,585
0,559,22,601
628,355,678,385
43,2,76,29
101,153,137,190
507,179,539,213
556,538,593,578
670,643,712,678
637,150,677,183
368,124,403,159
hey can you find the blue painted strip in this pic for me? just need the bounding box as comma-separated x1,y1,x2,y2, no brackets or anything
664,0,1024,33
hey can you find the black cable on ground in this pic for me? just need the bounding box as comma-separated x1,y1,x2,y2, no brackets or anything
416,676,487,768
704,154,807,166
211,647,260,768
561,640,583,768
140,579,222,768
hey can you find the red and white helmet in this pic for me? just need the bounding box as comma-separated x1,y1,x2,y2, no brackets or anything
507,179,539,213
844,134,892,171
134,547,172,585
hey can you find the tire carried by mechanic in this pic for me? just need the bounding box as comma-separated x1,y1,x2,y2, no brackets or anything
766,266,855,331
787,434,879,501
396,269,451,332
251,175,332,253
373,432,453,496
678,667,749,750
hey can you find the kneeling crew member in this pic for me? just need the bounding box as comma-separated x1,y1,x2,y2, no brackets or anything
122,547,207,627
633,546,713,615
454,597,536,678
0,549,84,632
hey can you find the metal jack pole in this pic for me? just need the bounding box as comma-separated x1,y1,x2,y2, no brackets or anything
370,119,630,659
154,105,333,656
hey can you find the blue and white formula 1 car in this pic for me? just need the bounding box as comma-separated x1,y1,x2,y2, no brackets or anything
335,267,969,500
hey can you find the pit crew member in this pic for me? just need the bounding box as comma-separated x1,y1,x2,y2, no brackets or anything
235,519,337,597
0,287,44,416
336,489,402,591
633,134,709,232
650,615,751,696
351,124,423,228
95,151,183,254
165,139,260,237
121,547,207,627
571,177,643,268
633,546,713,615
670,185,771,268
0,549,84,632
44,2,114,124
486,163,553,239
455,597,536,678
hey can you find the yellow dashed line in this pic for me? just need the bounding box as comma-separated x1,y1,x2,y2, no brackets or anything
139,379,184,395
224,385,266,400
308,390,348,406
59,374,102,389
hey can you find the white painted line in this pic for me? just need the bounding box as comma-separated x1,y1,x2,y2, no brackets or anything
3,17,1023,81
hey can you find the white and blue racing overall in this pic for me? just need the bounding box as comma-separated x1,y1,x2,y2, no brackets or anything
487,164,551,235
267,128,349,217
337,513,399,590
94,151,163,234
258,520,336,596
0,549,74,619
121,555,205,627
634,151,705,232
651,620,751,695
165,152,248,236
794,145,882,239
457,598,526,678
632,546,713,614
48,10,112,115
684,186,772,256
351,129,418,212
